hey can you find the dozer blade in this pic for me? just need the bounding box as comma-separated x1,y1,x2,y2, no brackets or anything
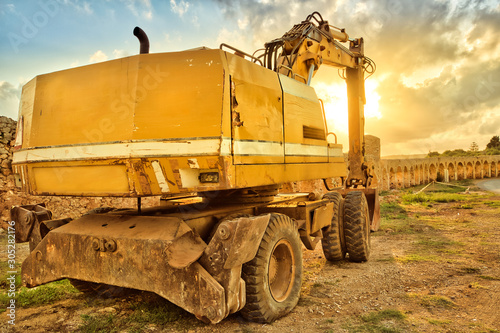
21,214,229,322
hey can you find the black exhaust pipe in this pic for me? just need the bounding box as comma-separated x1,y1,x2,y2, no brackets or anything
133,27,150,54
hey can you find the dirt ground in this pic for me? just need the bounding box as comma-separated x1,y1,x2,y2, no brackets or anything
1,186,499,333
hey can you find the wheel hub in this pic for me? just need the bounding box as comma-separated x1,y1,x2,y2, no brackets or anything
269,239,295,302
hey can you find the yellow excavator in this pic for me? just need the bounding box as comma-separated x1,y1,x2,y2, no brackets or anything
11,12,379,323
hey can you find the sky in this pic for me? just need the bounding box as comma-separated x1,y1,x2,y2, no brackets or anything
1,0,499,156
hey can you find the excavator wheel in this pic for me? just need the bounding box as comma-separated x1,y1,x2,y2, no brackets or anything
241,213,302,323
321,192,345,261
343,191,371,262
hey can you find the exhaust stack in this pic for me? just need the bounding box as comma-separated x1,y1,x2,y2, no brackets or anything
133,27,150,54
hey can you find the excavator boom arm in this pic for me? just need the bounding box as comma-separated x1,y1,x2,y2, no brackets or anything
261,12,374,188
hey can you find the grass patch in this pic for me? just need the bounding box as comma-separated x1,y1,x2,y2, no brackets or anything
479,275,500,281
460,267,481,274
0,279,79,311
458,203,474,209
420,295,457,309
380,202,407,219
323,279,341,286
412,182,468,194
342,309,409,333
402,192,465,204
361,309,406,323
0,262,22,291
17,280,79,307
416,239,460,247
456,179,475,186
416,238,464,254
80,314,117,333
127,298,192,326
428,318,451,326
469,281,488,289
78,296,197,333
396,254,440,263
484,201,500,208
378,219,420,235
379,218,430,235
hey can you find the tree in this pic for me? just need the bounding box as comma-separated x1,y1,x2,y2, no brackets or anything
469,141,479,153
486,135,500,149
427,151,440,158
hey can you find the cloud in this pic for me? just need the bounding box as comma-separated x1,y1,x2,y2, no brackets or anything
218,0,500,155
89,50,108,63
122,0,153,20
59,0,94,14
0,81,22,120
237,17,249,30
113,49,129,58
0,3,16,15
170,0,190,17
215,28,250,51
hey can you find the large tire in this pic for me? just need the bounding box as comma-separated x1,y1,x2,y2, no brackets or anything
343,191,371,262
241,214,303,323
321,192,345,261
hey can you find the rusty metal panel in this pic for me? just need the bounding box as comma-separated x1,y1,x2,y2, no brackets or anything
199,215,270,316
258,200,331,250
20,214,232,323
11,204,52,247
311,202,333,233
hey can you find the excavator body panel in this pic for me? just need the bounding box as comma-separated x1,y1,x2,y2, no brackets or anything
12,49,346,197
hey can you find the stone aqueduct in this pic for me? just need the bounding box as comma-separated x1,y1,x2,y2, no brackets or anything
377,155,500,191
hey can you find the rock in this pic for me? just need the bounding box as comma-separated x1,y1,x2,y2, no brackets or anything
98,307,117,314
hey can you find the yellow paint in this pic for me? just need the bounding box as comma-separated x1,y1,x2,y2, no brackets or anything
18,78,36,148
33,165,130,195
14,49,347,197
226,53,284,164
133,51,225,140
234,162,347,188
280,74,328,158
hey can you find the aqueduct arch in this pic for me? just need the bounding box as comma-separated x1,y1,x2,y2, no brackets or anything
448,162,455,181
457,162,465,180
379,155,500,191
475,161,482,179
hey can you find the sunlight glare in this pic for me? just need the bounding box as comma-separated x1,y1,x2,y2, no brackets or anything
314,78,381,141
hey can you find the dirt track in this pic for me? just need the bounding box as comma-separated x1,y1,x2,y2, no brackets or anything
1,188,499,333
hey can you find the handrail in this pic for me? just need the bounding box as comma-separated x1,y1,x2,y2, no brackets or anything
220,43,263,66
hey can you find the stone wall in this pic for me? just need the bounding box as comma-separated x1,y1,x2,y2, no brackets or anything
0,116,16,189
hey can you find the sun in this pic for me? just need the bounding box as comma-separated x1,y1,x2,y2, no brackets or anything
313,76,381,145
